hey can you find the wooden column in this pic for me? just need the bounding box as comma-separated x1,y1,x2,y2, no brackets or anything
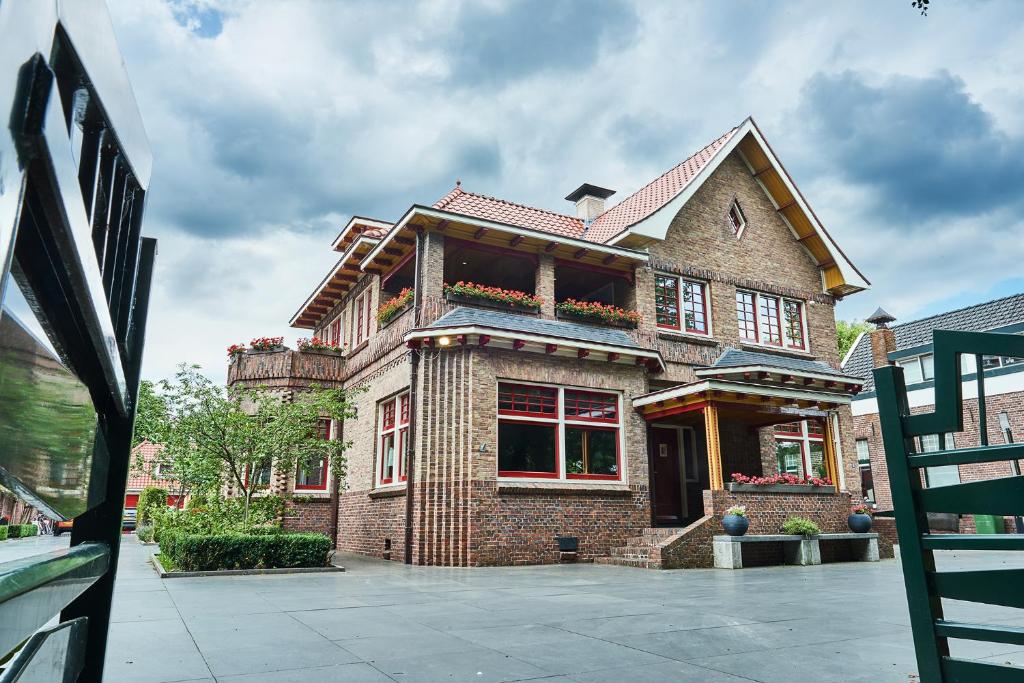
704,404,724,490
823,412,840,486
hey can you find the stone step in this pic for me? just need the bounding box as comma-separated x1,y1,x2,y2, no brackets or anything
598,556,659,569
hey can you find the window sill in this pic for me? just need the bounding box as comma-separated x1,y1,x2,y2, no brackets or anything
291,489,331,497
369,485,407,499
497,481,632,496
349,339,370,356
657,330,719,346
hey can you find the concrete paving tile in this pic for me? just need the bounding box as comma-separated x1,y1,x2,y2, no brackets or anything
550,610,757,638
498,637,672,676
340,630,482,660
370,647,549,683
449,623,596,648
218,662,394,682
105,618,212,683
291,605,439,640
569,660,755,682
199,640,360,678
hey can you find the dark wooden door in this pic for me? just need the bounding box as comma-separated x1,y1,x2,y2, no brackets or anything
651,427,683,524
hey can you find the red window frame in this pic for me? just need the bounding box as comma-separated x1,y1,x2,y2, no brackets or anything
736,291,758,341
783,299,806,350
295,418,331,491
564,389,618,424
497,418,560,479
378,393,410,485
498,383,558,419
355,294,366,346
565,424,621,481
654,275,680,330
773,422,803,438
681,279,708,335
328,316,342,346
773,420,825,478
758,294,783,346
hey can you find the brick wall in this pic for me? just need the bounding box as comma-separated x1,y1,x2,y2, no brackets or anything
705,488,852,535
282,497,334,537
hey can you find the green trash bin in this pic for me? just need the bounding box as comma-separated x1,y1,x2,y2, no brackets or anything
974,515,1004,534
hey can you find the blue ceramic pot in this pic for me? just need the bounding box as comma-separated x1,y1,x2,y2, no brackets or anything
722,514,749,537
848,513,872,533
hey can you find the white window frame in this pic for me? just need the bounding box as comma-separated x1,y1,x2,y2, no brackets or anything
728,199,746,238
654,273,712,337
897,353,934,384
376,392,410,488
736,290,808,352
918,433,960,487
774,420,826,479
855,438,875,503
353,292,369,347
496,380,626,484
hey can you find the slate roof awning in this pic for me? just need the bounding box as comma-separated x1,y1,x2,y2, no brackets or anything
697,347,863,391
405,307,664,372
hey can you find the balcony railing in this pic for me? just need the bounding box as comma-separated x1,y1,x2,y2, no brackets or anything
228,347,346,387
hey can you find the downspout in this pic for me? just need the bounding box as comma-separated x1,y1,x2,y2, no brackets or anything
330,416,342,548
404,229,423,564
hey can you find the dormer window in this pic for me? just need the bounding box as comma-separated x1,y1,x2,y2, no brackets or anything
728,199,746,237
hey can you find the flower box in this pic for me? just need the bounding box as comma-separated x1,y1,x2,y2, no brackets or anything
555,308,637,329
726,483,836,494
378,301,413,328
377,288,414,326
444,292,540,314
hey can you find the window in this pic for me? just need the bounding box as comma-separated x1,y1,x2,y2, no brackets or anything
898,353,933,384
498,382,621,481
296,418,331,490
354,293,369,347
856,439,875,503
738,291,806,350
774,420,827,479
155,463,173,477
325,316,342,347
655,275,709,335
247,460,272,488
919,433,960,487
378,392,410,485
728,199,746,237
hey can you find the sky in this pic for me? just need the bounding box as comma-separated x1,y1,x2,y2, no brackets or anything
105,0,1024,384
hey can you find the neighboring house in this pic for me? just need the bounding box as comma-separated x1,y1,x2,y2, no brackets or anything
126,441,185,513
843,295,1024,533
230,116,874,567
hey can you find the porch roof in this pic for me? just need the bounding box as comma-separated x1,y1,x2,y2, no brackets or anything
633,377,852,421
405,306,665,372
694,347,863,393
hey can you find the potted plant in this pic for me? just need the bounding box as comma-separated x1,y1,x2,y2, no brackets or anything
442,281,543,312
249,336,285,352
377,287,414,326
297,337,345,354
555,299,641,328
722,505,749,536
227,343,246,360
848,503,873,533
781,517,821,537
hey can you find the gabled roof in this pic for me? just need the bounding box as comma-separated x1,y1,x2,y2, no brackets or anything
584,127,739,243
843,292,1024,390
433,185,585,240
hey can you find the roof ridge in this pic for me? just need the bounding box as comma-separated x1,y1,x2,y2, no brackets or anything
891,291,1024,330
447,186,582,223
596,124,739,221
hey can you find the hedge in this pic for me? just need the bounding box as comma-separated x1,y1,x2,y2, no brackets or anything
6,524,39,538
159,531,332,571
137,486,168,527
0,526,7,541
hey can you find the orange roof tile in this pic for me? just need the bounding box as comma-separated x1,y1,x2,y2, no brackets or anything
584,126,738,243
433,185,585,240
431,126,739,245
127,441,178,492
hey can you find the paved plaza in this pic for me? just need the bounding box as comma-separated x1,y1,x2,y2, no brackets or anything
4,535,1024,682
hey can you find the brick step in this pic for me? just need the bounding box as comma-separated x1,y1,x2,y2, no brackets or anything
598,556,659,569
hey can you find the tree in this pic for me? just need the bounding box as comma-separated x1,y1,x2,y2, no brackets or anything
133,380,169,448
837,320,872,360
158,364,358,528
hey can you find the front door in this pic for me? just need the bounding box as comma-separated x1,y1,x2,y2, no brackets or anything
651,427,684,524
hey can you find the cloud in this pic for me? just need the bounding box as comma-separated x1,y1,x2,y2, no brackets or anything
798,70,1024,221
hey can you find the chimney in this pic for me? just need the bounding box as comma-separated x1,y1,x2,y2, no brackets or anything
565,184,616,225
865,307,897,368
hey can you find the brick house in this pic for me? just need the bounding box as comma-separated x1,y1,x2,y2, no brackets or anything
229,117,875,567
843,294,1024,534
125,441,186,514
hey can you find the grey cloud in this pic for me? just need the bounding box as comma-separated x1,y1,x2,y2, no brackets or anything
798,70,1024,220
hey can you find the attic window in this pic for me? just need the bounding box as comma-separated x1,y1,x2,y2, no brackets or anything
728,200,746,237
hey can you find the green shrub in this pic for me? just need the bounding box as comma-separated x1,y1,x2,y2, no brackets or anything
137,524,155,543
6,524,38,538
0,526,8,541
154,494,285,540
160,531,331,571
137,486,168,527
781,517,821,536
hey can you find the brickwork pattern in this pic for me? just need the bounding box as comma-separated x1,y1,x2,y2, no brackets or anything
282,498,334,537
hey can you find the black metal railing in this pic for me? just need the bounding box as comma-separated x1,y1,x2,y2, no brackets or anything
875,329,1024,682
0,2,154,681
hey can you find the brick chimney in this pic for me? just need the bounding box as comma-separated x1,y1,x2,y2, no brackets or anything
565,183,616,225
865,307,897,368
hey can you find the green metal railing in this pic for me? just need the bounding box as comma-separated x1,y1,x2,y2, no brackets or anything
0,1,154,680
875,329,1024,683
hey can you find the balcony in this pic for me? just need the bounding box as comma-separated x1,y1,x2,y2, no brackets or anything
227,347,346,389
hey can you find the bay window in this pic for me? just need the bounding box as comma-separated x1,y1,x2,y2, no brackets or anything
655,275,709,335
378,392,410,485
774,420,827,479
737,290,806,350
498,383,622,481
296,418,331,491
